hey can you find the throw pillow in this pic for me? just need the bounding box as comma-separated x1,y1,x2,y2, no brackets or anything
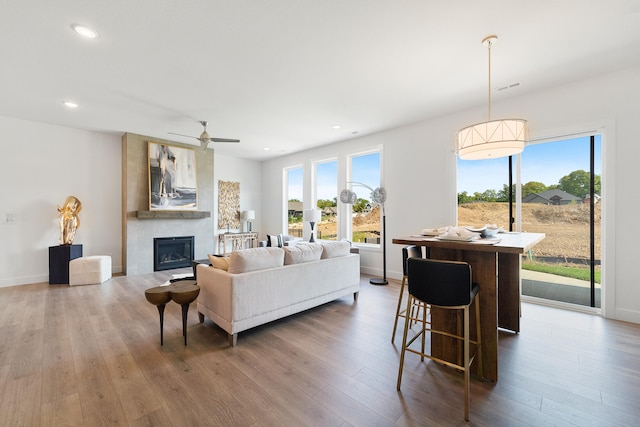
283,242,323,265
320,240,352,259
228,247,285,273
208,254,229,271
266,234,283,247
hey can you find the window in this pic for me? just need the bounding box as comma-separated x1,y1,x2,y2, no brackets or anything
314,159,338,240
285,166,303,237
348,150,382,245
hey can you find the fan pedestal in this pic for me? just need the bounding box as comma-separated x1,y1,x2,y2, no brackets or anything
339,182,388,286
369,214,387,285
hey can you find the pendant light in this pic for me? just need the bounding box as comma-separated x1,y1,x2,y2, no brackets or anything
456,35,528,160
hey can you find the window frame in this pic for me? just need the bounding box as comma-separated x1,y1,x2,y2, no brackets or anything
312,157,339,241
346,148,383,248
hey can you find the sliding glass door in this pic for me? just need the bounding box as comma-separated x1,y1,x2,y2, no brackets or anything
458,134,602,309
520,136,601,308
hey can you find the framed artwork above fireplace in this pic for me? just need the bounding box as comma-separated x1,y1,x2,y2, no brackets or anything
148,142,198,210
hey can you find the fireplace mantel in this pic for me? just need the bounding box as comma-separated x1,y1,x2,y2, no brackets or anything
136,210,211,220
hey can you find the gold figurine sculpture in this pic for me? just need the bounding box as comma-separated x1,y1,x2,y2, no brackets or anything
58,196,82,245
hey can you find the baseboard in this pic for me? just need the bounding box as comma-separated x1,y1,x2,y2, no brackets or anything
613,307,640,325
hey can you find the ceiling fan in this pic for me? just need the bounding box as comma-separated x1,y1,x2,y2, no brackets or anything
168,121,240,150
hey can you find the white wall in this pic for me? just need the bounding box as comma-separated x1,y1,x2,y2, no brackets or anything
214,153,263,247
261,65,640,324
0,117,122,287
0,120,263,285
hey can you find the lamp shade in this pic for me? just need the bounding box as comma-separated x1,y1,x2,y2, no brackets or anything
457,119,527,160
245,210,255,220
303,209,321,222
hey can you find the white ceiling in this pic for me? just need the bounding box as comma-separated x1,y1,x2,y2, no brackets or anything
2,1,639,160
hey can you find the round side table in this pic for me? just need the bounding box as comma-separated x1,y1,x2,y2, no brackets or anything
144,280,200,346
168,281,200,346
144,286,172,345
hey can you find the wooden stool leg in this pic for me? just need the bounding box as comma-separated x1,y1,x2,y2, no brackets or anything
391,275,407,343
156,304,166,345
181,303,190,346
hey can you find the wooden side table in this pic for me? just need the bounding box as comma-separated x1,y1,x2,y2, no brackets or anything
144,280,200,346
169,281,200,346
144,286,172,345
217,232,258,255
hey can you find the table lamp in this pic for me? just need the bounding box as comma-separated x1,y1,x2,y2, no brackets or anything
303,209,321,242
241,210,255,232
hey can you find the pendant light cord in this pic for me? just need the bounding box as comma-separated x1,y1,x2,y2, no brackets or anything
487,38,492,122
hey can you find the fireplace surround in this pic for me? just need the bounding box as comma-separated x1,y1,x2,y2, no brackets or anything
123,132,215,275
153,236,194,271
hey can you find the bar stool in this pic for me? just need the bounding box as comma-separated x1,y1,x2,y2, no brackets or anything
391,245,424,343
397,257,482,422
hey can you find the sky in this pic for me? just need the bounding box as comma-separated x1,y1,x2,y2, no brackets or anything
457,135,602,194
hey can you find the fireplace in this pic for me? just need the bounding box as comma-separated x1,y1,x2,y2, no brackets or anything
153,236,194,271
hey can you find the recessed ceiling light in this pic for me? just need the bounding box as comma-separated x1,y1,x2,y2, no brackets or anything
62,101,78,108
263,147,270,151
71,24,99,39
332,125,341,129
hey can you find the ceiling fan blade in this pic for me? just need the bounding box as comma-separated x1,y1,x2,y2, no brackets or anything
168,132,199,140
210,138,240,143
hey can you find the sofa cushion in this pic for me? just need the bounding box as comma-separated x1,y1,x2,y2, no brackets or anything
266,234,283,247
321,240,352,259
283,242,323,265
208,254,229,271
228,247,285,274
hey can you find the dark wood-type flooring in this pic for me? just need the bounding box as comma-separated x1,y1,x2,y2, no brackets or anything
1,270,639,426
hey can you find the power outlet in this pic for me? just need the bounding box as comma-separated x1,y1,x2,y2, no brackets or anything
5,213,15,224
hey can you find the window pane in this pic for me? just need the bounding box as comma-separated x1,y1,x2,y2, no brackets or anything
350,152,381,244
457,156,512,230
315,160,338,240
286,166,303,237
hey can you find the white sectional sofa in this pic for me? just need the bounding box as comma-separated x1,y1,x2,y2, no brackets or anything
196,241,360,346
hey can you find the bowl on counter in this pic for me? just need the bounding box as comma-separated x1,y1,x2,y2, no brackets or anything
481,227,500,238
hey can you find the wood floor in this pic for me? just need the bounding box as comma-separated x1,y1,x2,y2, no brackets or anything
1,270,639,426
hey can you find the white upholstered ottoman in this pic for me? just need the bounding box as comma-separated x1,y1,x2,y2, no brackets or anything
69,255,112,286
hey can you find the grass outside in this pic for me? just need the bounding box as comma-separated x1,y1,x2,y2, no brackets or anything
523,260,601,283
